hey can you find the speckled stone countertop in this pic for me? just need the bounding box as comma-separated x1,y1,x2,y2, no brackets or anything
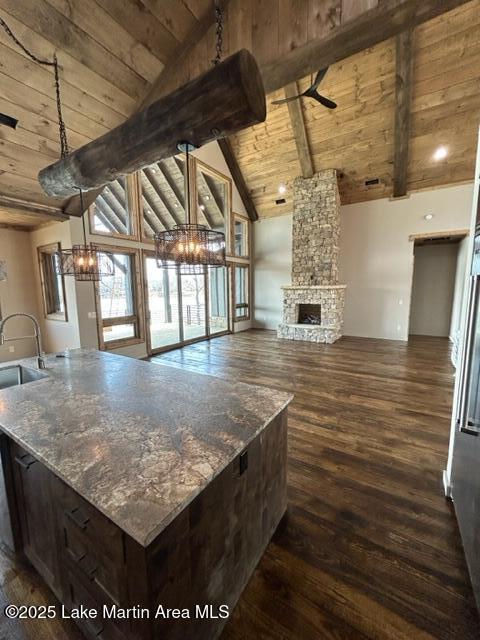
0,350,292,547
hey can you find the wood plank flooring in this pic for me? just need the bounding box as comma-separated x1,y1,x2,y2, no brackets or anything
0,331,478,639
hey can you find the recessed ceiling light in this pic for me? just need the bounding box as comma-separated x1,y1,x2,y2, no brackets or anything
174,203,178,207
151,168,157,173
278,184,287,195
199,204,205,210
433,146,448,161
205,195,210,200
424,214,434,221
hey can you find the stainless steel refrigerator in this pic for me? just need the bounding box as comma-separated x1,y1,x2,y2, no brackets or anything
451,157,480,609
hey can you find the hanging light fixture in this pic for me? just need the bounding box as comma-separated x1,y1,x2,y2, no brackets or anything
56,189,115,282
154,2,227,275
154,142,226,274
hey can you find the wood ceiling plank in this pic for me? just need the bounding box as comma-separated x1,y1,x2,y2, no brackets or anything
0,171,62,206
0,72,111,142
307,0,341,41
0,11,136,116
252,0,279,66
340,0,377,23
181,0,211,21
0,96,90,151
226,0,253,54
46,0,162,84
218,138,258,221
0,0,148,100
0,118,61,159
279,0,308,53
142,169,182,227
94,0,180,64
140,0,199,42
0,42,125,131
393,29,413,198
141,190,171,230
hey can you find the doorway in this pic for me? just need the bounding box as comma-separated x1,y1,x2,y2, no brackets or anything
143,252,230,355
409,234,468,339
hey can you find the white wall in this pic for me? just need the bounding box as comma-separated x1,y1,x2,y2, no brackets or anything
253,183,473,340
253,214,292,329
30,221,81,353
409,243,458,337
0,229,41,362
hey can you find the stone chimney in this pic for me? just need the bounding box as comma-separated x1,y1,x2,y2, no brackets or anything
278,169,346,344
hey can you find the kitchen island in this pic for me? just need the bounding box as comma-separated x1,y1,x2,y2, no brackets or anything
0,349,292,640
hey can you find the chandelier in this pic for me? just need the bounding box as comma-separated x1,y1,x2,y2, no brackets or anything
56,189,115,282
154,142,226,274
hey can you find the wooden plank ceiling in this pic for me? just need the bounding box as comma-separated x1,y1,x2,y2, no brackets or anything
0,0,211,227
0,0,478,225
230,0,480,217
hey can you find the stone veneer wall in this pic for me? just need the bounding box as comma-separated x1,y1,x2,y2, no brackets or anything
277,169,346,345
291,169,340,286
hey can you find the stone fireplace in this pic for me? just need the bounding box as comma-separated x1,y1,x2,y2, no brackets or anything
277,169,346,344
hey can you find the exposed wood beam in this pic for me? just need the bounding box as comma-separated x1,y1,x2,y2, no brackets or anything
285,82,314,179
0,195,67,222
39,50,266,201
197,172,223,227
217,138,258,222
94,196,126,234
159,160,187,220
63,1,229,218
393,29,413,198
260,0,471,94
100,190,128,233
93,205,118,234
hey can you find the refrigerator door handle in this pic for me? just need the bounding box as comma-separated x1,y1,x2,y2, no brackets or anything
458,274,480,434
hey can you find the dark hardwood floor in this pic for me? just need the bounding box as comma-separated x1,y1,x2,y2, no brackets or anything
1,331,479,639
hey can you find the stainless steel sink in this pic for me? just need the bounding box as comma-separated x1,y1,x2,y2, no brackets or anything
0,365,48,390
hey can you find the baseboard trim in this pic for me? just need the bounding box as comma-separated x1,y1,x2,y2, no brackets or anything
443,469,453,499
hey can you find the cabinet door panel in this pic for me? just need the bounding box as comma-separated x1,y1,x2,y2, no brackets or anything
12,443,60,595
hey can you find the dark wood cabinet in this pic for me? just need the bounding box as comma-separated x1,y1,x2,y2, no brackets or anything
2,409,288,640
11,441,61,598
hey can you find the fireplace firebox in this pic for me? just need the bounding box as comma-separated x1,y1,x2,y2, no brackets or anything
297,304,322,325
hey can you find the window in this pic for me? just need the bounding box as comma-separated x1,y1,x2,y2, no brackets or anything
89,177,137,239
95,249,142,349
37,243,67,321
196,161,230,247
233,215,249,258
140,156,187,241
234,265,249,320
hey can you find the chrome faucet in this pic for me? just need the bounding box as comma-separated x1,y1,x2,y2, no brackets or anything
0,313,46,369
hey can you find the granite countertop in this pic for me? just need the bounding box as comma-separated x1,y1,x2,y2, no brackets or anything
0,350,292,547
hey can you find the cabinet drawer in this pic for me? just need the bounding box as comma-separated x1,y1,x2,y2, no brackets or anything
65,567,126,640
54,478,124,565
54,478,126,605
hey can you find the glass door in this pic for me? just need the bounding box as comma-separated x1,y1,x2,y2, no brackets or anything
180,271,207,342
208,266,229,335
144,255,181,351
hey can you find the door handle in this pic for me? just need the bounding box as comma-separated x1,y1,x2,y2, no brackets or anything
65,507,90,530
14,454,37,470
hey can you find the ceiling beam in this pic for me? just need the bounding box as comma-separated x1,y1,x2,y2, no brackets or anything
285,82,314,179
260,0,471,94
144,167,182,226
0,195,67,222
141,191,169,231
393,29,413,198
218,138,258,222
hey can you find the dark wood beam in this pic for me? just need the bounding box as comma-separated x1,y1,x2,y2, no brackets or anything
260,0,471,94
218,138,258,222
141,191,170,231
285,82,314,179
144,167,182,226
393,29,413,198
0,195,67,222
39,50,266,202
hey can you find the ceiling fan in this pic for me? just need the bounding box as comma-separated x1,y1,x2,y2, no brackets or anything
271,68,337,109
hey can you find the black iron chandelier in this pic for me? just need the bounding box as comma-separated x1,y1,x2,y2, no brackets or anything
56,189,115,282
0,15,114,283
154,142,226,274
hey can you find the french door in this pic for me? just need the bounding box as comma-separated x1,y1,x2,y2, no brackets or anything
143,252,230,354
